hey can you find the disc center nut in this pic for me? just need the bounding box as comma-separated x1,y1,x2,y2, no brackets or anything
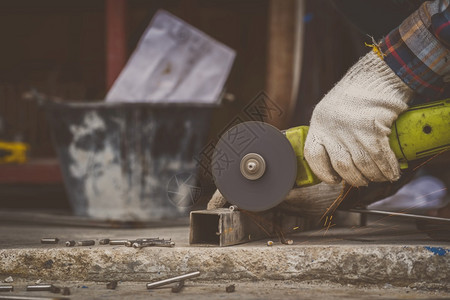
240,153,266,180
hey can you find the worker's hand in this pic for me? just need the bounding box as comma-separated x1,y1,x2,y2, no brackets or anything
207,189,227,210
304,51,414,187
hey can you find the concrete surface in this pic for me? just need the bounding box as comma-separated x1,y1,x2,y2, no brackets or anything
0,279,449,299
1,214,449,295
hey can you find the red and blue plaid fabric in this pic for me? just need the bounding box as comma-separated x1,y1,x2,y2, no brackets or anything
380,0,450,102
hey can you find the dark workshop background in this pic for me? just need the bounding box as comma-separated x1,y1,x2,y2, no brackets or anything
0,0,365,211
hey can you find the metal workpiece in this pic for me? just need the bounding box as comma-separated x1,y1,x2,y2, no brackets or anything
77,240,95,246
65,240,75,247
0,285,13,292
190,208,308,247
26,284,60,293
40,238,59,244
146,271,200,289
99,238,110,245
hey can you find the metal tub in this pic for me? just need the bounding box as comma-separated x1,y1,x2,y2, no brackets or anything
44,101,214,221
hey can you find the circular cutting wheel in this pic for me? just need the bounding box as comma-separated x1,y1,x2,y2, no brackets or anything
212,121,297,211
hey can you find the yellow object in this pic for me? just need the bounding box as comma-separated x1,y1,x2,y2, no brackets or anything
285,99,450,187
0,140,29,164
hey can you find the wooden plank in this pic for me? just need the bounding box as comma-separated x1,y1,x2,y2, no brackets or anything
105,0,127,90
265,0,304,129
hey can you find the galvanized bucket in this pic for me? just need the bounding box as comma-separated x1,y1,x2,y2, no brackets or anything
44,101,214,221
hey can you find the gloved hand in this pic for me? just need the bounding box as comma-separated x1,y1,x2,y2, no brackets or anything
304,51,414,187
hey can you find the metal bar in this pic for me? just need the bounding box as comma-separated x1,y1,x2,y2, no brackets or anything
0,296,68,300
0,285,13,292
350,209,450,223
146,271,200,289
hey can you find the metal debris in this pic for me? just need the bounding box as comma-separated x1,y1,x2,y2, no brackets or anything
77,240,95,246
133,238,175,249
3,277,13,283
0,285,13,292
41,238,59,244
171,280,184,293
106,281,118,290
267,241,274,246
225,284,235,293
65,240,76,247
147,271,200,289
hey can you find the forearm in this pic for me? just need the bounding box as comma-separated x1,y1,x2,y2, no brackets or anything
379,0,450,103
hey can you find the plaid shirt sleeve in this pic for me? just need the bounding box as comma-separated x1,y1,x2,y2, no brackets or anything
379,0,450,102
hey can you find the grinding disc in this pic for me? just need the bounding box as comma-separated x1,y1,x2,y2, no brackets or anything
212,121,297,211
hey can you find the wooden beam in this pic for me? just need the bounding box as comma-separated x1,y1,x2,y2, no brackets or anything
265,0,304,129
105,0,127,90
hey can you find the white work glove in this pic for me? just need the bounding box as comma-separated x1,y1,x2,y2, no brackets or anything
304,51,414,187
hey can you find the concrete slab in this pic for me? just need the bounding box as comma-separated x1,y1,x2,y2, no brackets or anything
0,279,448,299
0,217,449,291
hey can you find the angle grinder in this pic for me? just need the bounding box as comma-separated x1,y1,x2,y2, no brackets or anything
212,99,450,212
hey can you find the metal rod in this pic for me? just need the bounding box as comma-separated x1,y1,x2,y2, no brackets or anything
349,209,450,223
109,239,129,245
0,296,68,300
146,271,200,289
40,238,59,244
0,285,13,292
26,284,60,293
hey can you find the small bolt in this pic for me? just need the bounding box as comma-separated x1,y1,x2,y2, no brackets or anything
225,284,235,293
106,281,118,290
77,240,95,246
99,239,110,245
65,240,76,247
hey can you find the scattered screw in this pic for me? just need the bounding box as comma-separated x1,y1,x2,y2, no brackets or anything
267,241,274,246
27,284,60,293
171,280,185,293
0,285,13,292
41,238,59,244
106,281,118,290
99,239,110,245
65,240,76,247
109,239,129,246
77,240,95,246
225,284,235,293
62,287,71,295
124,240,136,247
3,277,13,283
